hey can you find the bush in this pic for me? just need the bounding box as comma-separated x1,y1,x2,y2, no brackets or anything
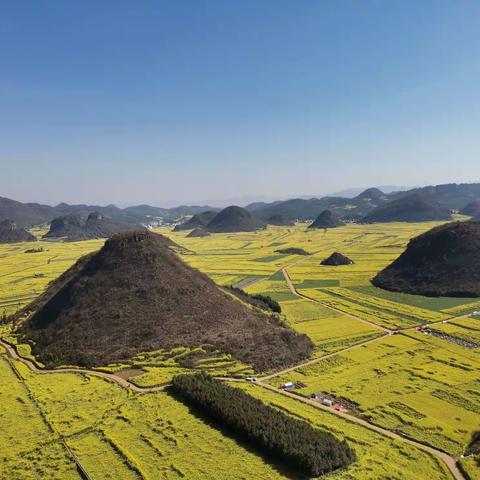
170,373,356,477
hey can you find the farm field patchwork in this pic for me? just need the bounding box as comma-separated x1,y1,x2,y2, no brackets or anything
0,238,104,316
236,383,451,480
273,298,382,357
0,343,452,480
0,221,479,478
265,332,480,456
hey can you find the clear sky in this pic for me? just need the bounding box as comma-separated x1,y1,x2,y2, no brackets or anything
1,1,480,207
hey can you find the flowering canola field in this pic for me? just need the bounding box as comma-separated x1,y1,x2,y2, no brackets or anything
1,221,479,479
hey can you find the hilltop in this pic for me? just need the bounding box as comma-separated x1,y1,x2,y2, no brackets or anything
17,230,312,370
354,187,386,202
362,194,452,223
174,211,217,231
373,221,480,297
321,252,354,266
206,206,263,233
309,210,345,229
0,220,36,243
43,212,136,241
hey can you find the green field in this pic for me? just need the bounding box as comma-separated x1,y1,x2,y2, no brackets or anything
0,221,479,478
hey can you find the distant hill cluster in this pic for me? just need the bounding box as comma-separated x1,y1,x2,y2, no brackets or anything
0,195,219,229
0,219,36,244
43,212,137,242
362,195,452,223
2,183,480,239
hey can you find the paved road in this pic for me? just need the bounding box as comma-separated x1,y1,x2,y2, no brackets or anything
254,381,464,480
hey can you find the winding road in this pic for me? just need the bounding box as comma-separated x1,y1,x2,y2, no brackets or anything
254,381,465,480
1,258,474,480
0,337,466,480
0,339,167,393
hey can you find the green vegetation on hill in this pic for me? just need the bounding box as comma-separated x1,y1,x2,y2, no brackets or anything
363,194,452,223
174,210,217,231
207,205,263,232
321,252,354,266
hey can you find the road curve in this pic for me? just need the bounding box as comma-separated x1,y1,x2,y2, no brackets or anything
255,381,464,480
0,339,167,393
0,338,465,480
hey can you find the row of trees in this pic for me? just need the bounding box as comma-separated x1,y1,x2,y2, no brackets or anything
170,373,356,477
226,286,282,313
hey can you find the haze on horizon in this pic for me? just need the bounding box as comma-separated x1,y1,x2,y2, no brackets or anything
1,1,480,207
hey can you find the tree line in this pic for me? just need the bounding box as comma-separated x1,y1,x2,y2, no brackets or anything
170,373,356,477
226,285,281,313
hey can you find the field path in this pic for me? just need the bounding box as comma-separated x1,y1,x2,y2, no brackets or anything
281,267,392,332
0,338,465,480
259,333,388,381
0,339,167,393
254,381,464,480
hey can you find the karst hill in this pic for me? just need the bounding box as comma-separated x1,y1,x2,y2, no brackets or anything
373,221,480,297
18,230,313,370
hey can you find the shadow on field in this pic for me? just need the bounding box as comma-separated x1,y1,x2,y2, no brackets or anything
167,388,308,480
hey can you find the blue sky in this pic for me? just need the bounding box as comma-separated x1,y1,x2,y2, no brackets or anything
1,1,480,206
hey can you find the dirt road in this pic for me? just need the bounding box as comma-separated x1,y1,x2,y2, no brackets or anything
259,333,388,381
0,339,166,393
0,338,465,480
255,381,464,480
281,268,392,332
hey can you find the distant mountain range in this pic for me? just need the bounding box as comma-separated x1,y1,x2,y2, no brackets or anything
0,196,219,228
1,182,480,228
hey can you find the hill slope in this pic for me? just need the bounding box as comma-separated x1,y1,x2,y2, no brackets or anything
461,200,480,217
207,206,262,232
363,194,452,223
266,214,294,226
186,228,210,238
390,183,480,210
174,211,217,231
44,212,135,241
17,230,312,370
0,220,36,243
309,210,345,229
372,221,480,297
